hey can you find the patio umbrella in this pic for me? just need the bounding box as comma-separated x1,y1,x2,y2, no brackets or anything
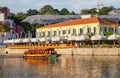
107,34,120,46
91,34,106,48
61,36,68,40
67,35,76,41
75,35,90,41
13,39,22,43
22,38,31,43
51,36,66,41
107,34,120,40
91,34,106,40
40,37,51,42
31,38,39,42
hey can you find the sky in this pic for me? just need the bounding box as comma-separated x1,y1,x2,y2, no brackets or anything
0,0,120,14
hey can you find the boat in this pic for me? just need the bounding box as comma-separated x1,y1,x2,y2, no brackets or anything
23,48,61,59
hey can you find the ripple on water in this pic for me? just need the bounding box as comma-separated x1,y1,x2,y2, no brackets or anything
0,55,119,78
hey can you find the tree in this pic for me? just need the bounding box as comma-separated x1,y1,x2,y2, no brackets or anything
15,12,28,21
20,22,32,33
89,8,97,15
27,9,39,16
98,6,114,15
70,11,76,15
31,23,44,37
9,13,15,19
39,5,55,14
80,6,114,15
80,9,90,15
14,12,28,25
60,8,70,15
53,9,60,14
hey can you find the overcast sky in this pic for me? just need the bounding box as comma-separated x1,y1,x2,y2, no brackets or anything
0,0,120,14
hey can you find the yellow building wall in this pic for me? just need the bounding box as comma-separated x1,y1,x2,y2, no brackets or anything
36,23,115,37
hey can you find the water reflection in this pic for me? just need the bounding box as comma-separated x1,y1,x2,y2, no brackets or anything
0,55,120,78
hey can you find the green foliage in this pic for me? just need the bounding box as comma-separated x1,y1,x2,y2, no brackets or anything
9,13,15,19
60,8,70,15
70,11,76,15
86,33,95,37
15,12,27,21
98,6,114,15
11,12,28,25
27,9,39,16
53,9,60,14
82,42,86,47
80,6,114,15
39,5,73,15
0,22,10,32
20,22,32,33
39,5,55,15
104,32,113,37
89,8,97,15
81,9,90,15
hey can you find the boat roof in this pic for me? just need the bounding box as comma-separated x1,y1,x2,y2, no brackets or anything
28,48,54,52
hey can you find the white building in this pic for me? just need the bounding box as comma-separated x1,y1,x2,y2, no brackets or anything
0,19,16,46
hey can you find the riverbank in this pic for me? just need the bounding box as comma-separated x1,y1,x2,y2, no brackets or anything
3,48,120,56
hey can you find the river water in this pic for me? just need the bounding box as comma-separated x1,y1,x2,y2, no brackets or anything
0,55,120,78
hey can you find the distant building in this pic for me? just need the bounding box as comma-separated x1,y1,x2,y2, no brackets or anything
0,7,24,46
0,19,25,46
99,14,120,34
36,16,116,38
0,6,10,19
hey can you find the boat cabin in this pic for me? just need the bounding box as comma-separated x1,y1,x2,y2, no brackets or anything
23,48,60,59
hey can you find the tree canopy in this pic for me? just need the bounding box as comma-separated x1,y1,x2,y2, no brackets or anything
80,6,114,15
27,9,39,16
60,8,70,15
39,5,55,14
98,6,114,15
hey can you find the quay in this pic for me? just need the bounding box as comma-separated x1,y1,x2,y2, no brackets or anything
3,48,120,56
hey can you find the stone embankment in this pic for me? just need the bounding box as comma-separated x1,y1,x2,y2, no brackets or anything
4,48,120,56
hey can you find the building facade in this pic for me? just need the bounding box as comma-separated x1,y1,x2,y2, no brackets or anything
36,16,116,38
0,7,10,19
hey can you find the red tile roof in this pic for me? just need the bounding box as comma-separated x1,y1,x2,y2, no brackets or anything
37,17,116,29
